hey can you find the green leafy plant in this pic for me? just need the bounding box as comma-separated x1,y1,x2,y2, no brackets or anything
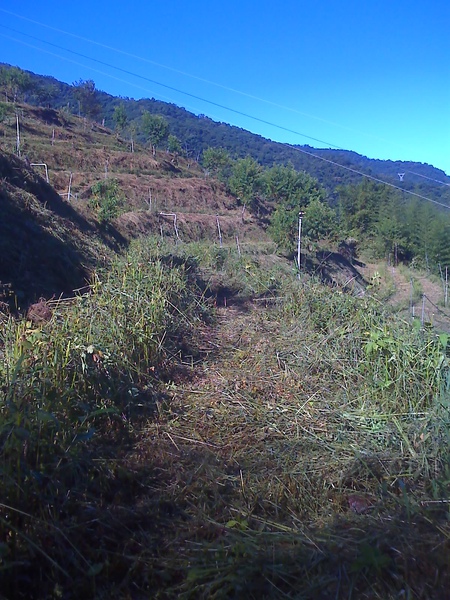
351,542,392,575
141,111,169,155
89,179,124,223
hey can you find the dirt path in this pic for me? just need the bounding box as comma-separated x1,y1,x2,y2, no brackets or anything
360,262,450,331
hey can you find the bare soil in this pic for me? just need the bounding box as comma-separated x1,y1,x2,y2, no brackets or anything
361,262,450,331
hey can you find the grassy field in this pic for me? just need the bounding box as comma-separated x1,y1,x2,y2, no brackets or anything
1,237,449,599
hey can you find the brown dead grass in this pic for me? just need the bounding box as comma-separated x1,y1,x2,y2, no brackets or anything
106,297,450,599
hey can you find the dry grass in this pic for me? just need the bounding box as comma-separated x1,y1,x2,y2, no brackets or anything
1,238,449,598
1,97,449,598
128,288,449,598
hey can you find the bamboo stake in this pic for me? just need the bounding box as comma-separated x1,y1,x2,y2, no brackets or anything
16,113,20,156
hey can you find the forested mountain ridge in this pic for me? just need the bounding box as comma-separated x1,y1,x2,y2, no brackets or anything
2,63,449,205
2,63,450,276
1,67,450,600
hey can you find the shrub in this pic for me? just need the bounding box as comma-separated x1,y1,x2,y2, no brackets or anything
88,179,124,223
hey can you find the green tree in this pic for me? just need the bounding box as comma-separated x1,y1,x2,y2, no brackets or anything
268,172,327,253
167,134,182,155
202,147,232,180
72,79,102,120
403,199,436,268
0,66,33,102
429,218,450,269
33,83,58,106
303,199,338,242
338,179,390,235
141,111,169,155
113,103,128,134
228,156,263,213
264,164,325,207
373,194,411,263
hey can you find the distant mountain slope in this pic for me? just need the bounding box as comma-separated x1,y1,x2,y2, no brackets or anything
2,63,450,206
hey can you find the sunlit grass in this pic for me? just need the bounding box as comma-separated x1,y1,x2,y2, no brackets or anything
1,237,449,598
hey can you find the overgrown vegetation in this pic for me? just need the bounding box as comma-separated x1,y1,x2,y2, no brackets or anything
88,179,125,224
0,239,209,597
1,238,449,598
0,64,449,599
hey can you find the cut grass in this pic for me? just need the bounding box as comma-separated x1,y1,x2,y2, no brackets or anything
1,238,449,598
128,278,450,598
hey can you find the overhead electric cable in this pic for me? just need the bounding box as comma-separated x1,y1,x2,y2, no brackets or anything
0,7,408,148
0,23,342,150
0,34,448,209
0,34,177,104
0,32,236,123
406,171,450,187
288,146,450,209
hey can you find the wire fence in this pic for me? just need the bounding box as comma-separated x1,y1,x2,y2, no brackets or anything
412,293,450,332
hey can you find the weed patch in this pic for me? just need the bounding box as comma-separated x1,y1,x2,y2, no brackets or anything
1,239,449,598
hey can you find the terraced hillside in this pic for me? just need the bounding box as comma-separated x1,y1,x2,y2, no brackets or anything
0,98,449,600
0,103,265,307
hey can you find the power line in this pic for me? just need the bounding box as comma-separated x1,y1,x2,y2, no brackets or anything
0,32,247,127
0,32,449,210
288,146,450,209
0,23,343,150
0,32,219,118
0,7,410,149
406,171,450,187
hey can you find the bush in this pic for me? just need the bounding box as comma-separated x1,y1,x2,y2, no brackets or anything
0,238,210,595
88,179,124,223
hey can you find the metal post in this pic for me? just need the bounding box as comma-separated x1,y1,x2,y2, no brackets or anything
159,213,180,243
421,294,426,326
30,163,49,183
216,216,223,248
410,278,414,316
67,172,73,201
297,211,305,277
446,267,448,308
16,114,20,156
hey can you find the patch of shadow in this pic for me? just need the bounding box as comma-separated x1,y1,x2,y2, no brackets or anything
29,106,65,127
0,152,127,248
315,250,367,295
159,159,182,175
0,190,90,306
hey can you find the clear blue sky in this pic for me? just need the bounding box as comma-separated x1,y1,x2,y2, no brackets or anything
1,1,449,174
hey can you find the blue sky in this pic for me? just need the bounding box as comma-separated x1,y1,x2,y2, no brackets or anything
0,1,449,174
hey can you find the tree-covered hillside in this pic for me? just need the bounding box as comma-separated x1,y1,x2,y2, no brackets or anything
2,63,450,276
1,63,449,206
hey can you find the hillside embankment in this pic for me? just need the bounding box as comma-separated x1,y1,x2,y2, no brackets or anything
0,101,449,599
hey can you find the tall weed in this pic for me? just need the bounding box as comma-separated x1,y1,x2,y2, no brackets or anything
282,279,450,413
0,237,209,592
